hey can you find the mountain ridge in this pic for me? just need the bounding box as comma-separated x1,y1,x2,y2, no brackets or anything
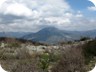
0,27,96,44
22,27,96,44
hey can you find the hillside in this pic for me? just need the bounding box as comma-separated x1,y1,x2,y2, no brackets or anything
0,37,46,46
0,27,96,44
0,32,30,38
23,27,96,44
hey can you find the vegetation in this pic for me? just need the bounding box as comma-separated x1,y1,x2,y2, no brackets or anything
80,37,90,41
83,39,96,64
39,53,50,72
7,42,21,48
52,46,86,72
0,38,96,72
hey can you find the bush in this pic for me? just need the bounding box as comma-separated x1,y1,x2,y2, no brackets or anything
1,59,39,72
0,49,5,60
52,46,86,72
82,40,96,64
80,37,90,41
39,53,50,72
15,48,31,59
10,59,38,72
7,43,21,48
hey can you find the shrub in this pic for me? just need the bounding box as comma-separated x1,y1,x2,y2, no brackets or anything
80,37,90,41
82,40,96,64
52,46,86,72
39,53,50,72
7,42,21,48
11,60,38,72
15,48,31,59
0,49,5,60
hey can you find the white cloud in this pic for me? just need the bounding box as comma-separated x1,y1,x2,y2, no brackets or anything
0,0,96,32
88,6,96,11
4,3,33,17
89,0,96,7
0,0,6,8
44,16,71,25
0,0,70,17
76,14,83,18
0,15,96,32
88,0,96,11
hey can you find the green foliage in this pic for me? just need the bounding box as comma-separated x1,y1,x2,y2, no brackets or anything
7,42,21,48
83,40,96,64
39,52,60,72
80,37,90,41
59,41,73,45
48,52,60,62
39,53,50,71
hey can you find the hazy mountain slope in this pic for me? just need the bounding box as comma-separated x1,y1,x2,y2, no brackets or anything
82,30,96,38
23,27,96,44
22,27,82,44
0,32,30,38
1,27,96,44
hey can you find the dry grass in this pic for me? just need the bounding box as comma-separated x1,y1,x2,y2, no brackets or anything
0,40,95,72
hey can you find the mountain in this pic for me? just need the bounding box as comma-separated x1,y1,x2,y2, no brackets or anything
22,27,89,44
82,30,96,38
1,27,96,44
0,32,30,38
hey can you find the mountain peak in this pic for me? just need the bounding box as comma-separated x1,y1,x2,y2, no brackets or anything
39,27,58,32
37,27,63,35
22,27,96,44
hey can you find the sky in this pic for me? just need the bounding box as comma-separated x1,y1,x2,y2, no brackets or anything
0,0,96,32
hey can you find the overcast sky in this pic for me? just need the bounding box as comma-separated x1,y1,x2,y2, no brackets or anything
0,0,96,32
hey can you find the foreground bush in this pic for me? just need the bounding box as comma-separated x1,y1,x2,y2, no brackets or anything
7,42,21,48
52,46,86,72
2,40,96,72
82,40,96,64
10,59,38,72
